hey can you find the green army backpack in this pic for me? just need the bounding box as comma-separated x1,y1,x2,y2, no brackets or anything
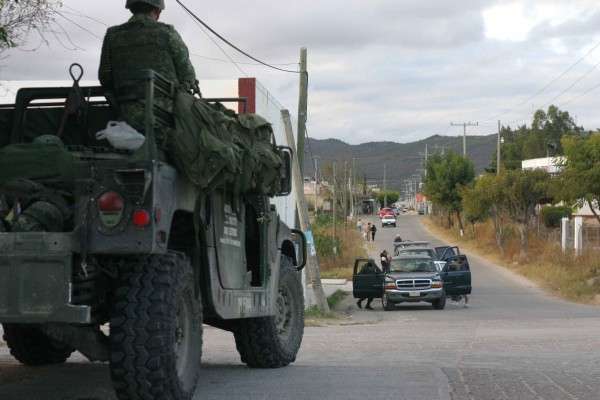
0,141,75,191
170,91,240,191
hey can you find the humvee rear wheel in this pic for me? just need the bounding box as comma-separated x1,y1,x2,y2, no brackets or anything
233,256,304,368
109,251,202,400
2,324,75,365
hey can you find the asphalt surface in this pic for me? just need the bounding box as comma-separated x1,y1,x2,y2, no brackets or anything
1,214,599,400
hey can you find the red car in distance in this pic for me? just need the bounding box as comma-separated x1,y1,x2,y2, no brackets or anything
379,207,396,218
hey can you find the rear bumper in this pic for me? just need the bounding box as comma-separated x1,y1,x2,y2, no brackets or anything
0,232,90,324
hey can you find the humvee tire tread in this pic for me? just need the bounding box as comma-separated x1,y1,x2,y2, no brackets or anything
233,256,304,368
109,251,202,400
2,324,75,365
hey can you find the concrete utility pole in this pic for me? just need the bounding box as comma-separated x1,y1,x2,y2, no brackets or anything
313,156,318,213
343,161,347,229
281,110,329,313
296,48,308,229
383,164,387,208
351,158,356,216
296,48,308,181
333,163,337,255
497,120,501,175
451,121,478,157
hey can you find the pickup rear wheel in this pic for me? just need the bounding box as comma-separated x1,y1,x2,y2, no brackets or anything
2,324,74,365
382,293,395,311
109,251,202,400
233,256,304,368
431,290,447,310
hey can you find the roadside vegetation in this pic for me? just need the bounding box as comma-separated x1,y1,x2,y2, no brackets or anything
421,106,600,305
311,214,367,280
422,216,600,305
304,289,347,326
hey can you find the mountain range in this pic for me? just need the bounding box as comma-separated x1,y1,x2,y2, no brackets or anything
302,134,498,193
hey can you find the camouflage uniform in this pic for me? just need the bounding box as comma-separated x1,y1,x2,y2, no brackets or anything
98,13,196,136
13,198,70,233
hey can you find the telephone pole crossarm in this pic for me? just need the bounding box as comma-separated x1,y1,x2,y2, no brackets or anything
451,121,478,157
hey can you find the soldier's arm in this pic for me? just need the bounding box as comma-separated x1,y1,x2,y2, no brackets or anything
168,28,196,91
98,30,114,90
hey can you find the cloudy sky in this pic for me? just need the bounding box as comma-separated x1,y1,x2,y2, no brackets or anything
2,0,600,144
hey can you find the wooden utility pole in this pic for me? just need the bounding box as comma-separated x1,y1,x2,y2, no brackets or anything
451,121,478,157
281,110,329,312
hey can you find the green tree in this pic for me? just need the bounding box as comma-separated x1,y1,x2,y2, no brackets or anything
554,132,600,224
459,183,487,239
376,190,399,209
503,168,552,256
472,172,507,253
0,1,63,56
424,151,475,236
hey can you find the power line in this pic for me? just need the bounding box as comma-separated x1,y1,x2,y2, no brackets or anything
175,0,299,74
482,39,600,124
190,53,297,67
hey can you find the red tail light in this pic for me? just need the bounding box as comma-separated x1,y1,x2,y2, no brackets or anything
132,209,150,227
98,191,124,227
98,191,124,212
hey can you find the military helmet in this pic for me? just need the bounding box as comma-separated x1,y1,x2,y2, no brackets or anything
126,0,165,10
33,134,65,147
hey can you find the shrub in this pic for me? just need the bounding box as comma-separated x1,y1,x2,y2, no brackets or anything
540,206,572,228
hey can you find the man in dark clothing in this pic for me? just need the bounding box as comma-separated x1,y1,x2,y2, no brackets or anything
370,224,377,241
356,261,380,310
380,250,390,273
98,0,197,134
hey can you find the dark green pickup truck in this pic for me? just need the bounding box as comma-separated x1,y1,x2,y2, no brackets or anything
352,251,472,311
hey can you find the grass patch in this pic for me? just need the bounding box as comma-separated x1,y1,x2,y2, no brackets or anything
422,216,600,305
304,289,348,326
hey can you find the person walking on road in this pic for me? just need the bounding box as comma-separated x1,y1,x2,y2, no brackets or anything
357,219,363,233
370,224,377,241
366,223,371,241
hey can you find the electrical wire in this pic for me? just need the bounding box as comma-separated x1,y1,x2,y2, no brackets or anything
482,39,600,124
175,0,299,74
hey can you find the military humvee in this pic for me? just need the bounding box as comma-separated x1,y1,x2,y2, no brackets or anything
0,66,306,399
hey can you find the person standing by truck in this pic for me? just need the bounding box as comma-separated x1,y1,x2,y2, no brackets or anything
98,0,197,135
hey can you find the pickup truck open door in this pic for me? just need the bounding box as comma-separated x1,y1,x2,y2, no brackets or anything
352,259,384,299
439,254,472,296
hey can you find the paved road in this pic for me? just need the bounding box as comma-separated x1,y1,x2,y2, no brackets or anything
1,215,599,399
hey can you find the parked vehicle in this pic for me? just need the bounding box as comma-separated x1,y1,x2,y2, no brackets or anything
393,240,431,251
395,245,460,270
352,253,471,311
379,207,396,218
381,214,397,227
0,68,306,399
